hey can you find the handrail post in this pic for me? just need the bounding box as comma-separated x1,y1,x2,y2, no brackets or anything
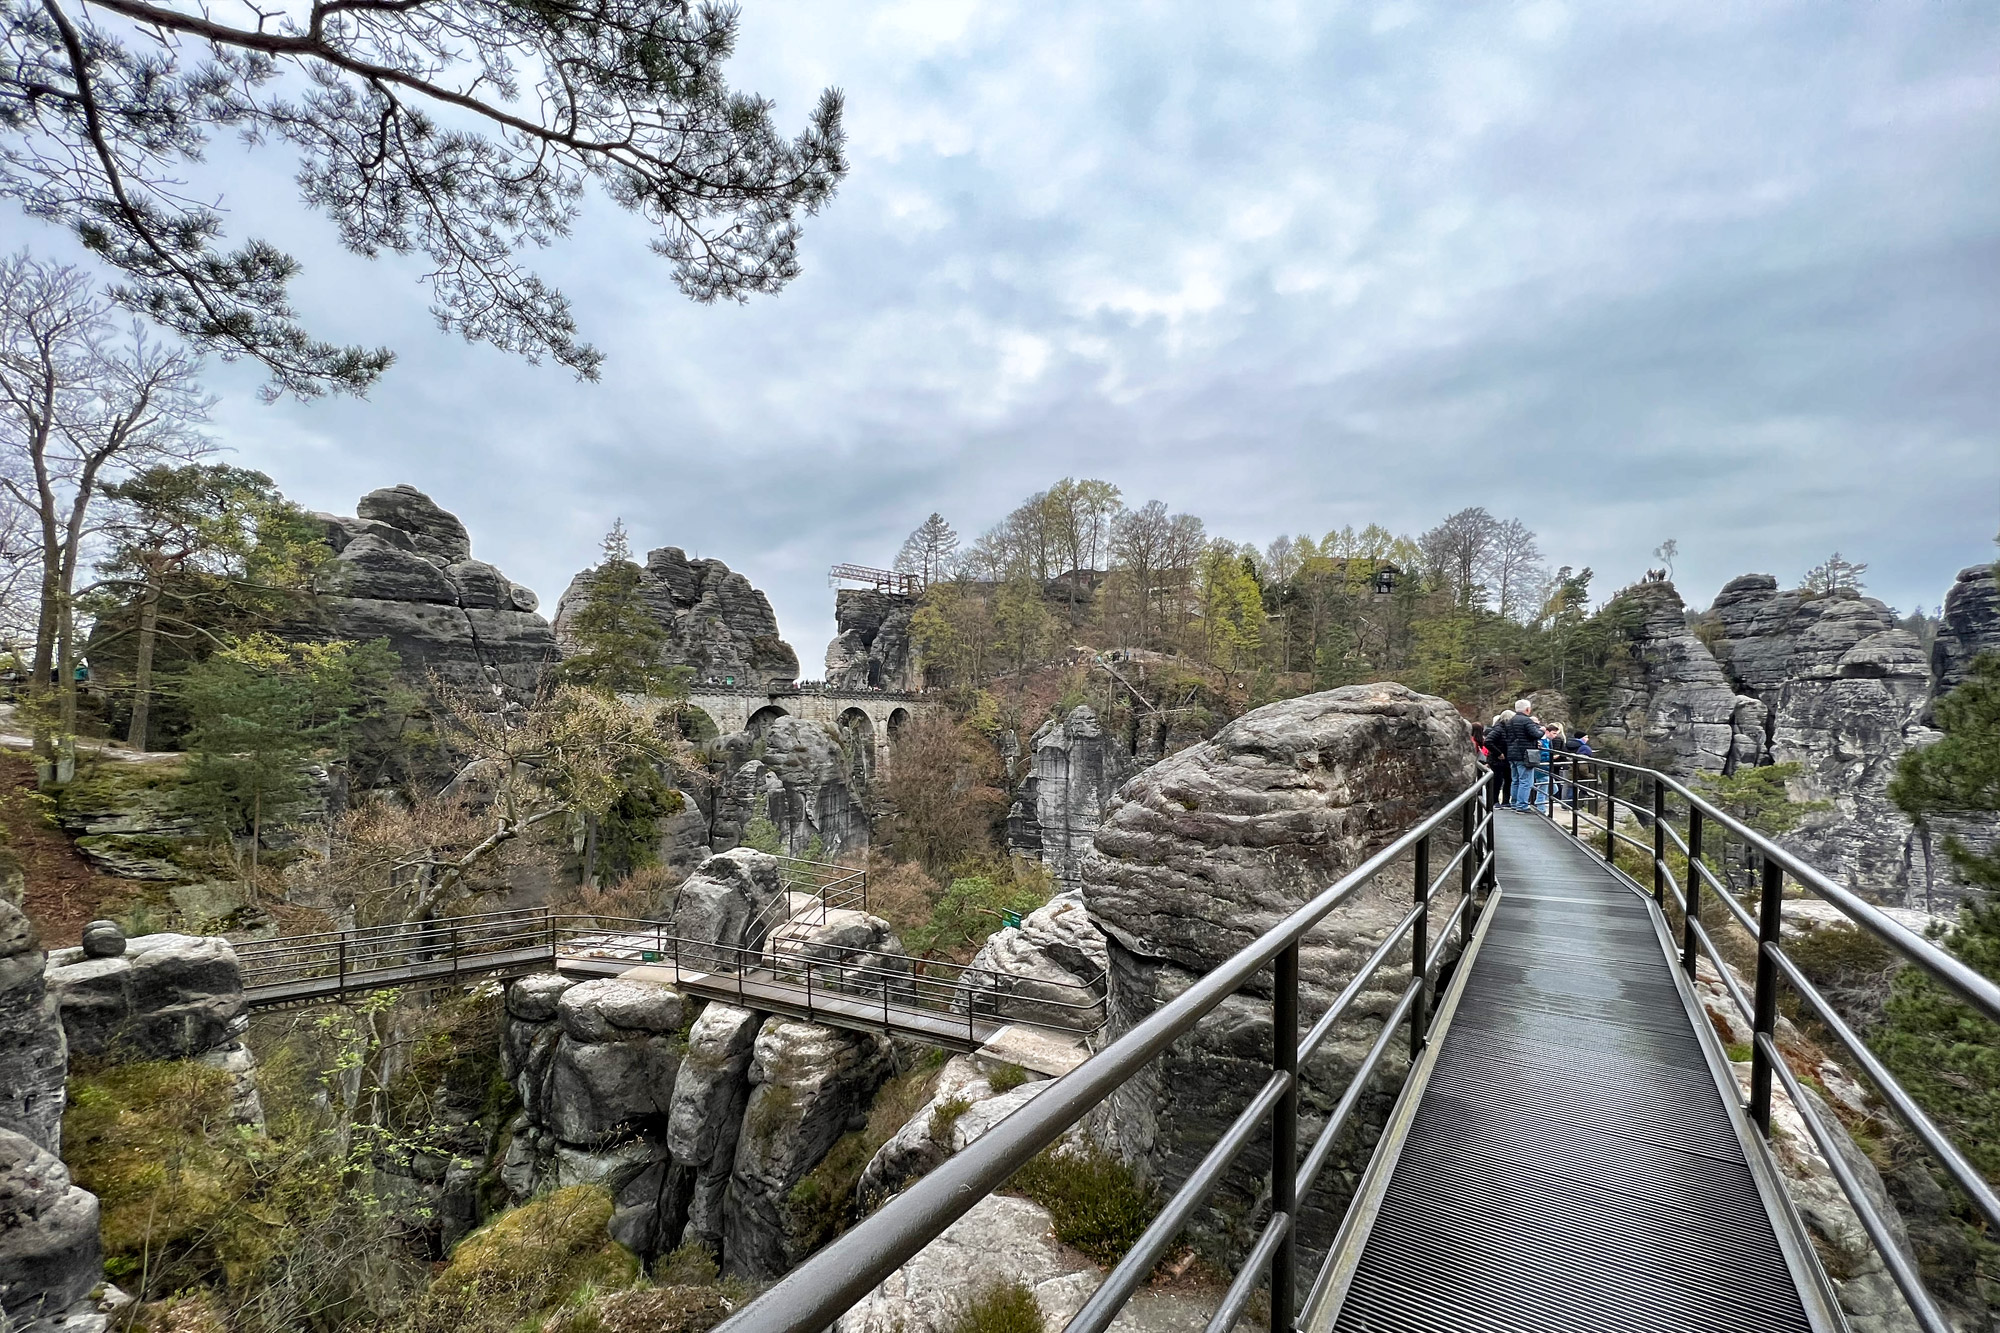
338,936,347,995
1271,942,1299,1333
1459,799,1476,934
1682,806,1703,977
1411,833,1430,1057
1652,777,1667,906
1750,854,1785,1133
1481,777,1498,904
1569,756,1579,836
451,926,460,978
1603,767,1617,864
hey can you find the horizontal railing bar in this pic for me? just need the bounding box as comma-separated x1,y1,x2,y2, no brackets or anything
1765,948,2000,1232
1295,977,1423,1203
1065,1071,1293,1333
1426,835,1475,900
1758,1034,1951,1333
712,777,1488,1333
1204,1210,1291,1333
1296,901,1424,1067
1688,920,1753,1023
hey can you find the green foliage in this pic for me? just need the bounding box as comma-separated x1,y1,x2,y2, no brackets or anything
596,763,685,879
792,1062,943,1237
905,870,1050,960
1693,764,1828,839
741,817,785,855
947,1281,1045,1333
929,1095,973,1143
1007,1143,1158,1265
986,1062,1029,1094
559,526,691,698
545,1285,736,1333
1891,653,2000,895
412,1186,638,1333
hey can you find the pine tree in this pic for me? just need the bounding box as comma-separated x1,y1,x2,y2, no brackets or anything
896,514,960,586
1800,552,1868,597
559,522,682,696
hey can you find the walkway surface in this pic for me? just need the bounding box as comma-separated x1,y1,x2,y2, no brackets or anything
1322,810,1818,1333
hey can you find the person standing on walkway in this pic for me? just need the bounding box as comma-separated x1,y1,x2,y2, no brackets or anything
1485,711,1513,807
1501,700,1545,810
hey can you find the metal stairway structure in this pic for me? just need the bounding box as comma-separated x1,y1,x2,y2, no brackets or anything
715,760,2000,1333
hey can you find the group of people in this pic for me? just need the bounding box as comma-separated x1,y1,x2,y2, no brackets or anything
1472,699,1593,811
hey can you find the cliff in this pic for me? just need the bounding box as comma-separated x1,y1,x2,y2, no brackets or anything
553,547,799,690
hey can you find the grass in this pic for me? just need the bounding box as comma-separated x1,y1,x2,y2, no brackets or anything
411,1185,637,1333
1006,1144,1157,1266
790,1061,947,1242
946,1280,1044,1333
929,1095,974,1144
986,1062,1030,1094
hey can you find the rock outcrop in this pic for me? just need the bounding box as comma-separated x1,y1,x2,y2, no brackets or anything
1708,579,1937,901
824,591,918,692
665,1003,761,1256
722,1018,891,1280
0,853,66,1157
311,485,556,698
1082,683,1479,1253
44,933,246,1063
707,718,870,858
1930,561,2000,706
1592,581,1764,775
554,547,799,689
1006,708,1132,890
956,894,1108,1033
659,849,789,970
0,1129,101,1331
856,1056,1051,1207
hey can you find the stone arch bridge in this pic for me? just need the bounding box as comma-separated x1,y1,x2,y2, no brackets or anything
677,683,944,770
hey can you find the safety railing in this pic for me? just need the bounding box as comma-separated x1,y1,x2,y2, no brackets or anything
1525,751,2000,1333
235,906,557,993
712,771,1498,1333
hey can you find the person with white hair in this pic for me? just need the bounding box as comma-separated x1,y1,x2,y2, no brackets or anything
1498,699,1546,810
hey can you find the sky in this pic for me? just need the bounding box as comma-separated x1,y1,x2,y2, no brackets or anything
7,0,2000,663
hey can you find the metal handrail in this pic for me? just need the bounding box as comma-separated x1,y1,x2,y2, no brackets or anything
1527,750,2000,1333
712,771,1498,1333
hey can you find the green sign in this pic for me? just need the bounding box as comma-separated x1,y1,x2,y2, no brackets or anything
641,950,662,963
1001,910,1023,929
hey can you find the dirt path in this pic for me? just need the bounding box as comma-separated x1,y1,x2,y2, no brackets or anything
0,755,135,948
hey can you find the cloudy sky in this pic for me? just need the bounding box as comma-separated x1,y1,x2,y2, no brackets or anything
8,0,2000,660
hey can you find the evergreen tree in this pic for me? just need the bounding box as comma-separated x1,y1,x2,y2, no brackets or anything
896,514,961,585
1892,653,2000,896
1800,552,1868,597
559,522,684,696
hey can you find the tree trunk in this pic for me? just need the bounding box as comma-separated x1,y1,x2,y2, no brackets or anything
581,813,599,889
128,576,160,749
249,789,262,893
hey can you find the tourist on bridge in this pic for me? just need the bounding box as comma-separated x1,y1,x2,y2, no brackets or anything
1498,700,1546,810
1484,711,1513,805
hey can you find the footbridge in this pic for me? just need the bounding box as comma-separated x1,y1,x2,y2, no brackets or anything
673,683,945,772
716,756,2000,1333
235,856,1104,1071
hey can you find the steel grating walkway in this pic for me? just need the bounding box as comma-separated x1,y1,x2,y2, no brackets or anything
1323,811,1818,1333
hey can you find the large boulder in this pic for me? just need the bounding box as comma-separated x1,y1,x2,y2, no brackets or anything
546,979,684,1144
354,484,472,564
1592,580,1765,775
722,1018,892,1279
1930,561,2000,706
665,1003,762,1257
0,854,66,1156
0,1128,101,1330
824,590,918,692
554,546,800,689
43,933,244,1063
856,1057,1052,1207
661,849,788,970
1082,682,1479,1255
957,893,1108,1032
766,909,910,998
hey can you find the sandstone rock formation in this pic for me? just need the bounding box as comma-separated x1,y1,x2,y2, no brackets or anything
312,485,556,697
722,1018,891,1280
554,547,799,689
1592,581,1764,775
956,893,1108,1033
0,1129,101,1332
824,591,918,692
44,933,246,1062
659,849,789,970
666,1003,761,1256
1082,683,1479,1251
0,854,66,1157
1006,708,1133,890
767,910,910,998
1930,561,2000,705
707,717,869,858
856,1056,1051,1207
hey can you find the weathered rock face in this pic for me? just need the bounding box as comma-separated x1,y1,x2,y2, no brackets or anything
1708,579,1938,902
1592,581,1765,776
856,1056,1051,1208
554,547,799,689
708,718,869,859
722,1018,891,1280
957,894,1108,1033
43,933,245,1063
824,591,918,692
660,849,788,970
1930,561,2000,706
1082,683,1479,1254
665,1003,761,1256
767,910,910,997
1007,708,1133,890
0,854,67,1156
312,486,555,697
0,1129,101,1331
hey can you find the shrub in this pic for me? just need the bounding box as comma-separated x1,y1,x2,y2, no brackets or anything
410,1185,638,1333
545,1285,735,1333
1007,1144,1157,1265
906,870,1050,961
929,1095,973,1144
792,1062,945,1240
947,1280,1043,1333
868,860,942,936
741,817,784,855
986,1063,1029,1095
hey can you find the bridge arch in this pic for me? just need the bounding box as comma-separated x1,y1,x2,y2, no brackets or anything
837,707,876,781
675,703,721,742
886,707,912,743
746,704,790,736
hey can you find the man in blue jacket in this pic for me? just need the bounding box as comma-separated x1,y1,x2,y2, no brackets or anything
1500,700,1546,810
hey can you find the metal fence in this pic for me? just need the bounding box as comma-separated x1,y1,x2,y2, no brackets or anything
1530,750,2000,1333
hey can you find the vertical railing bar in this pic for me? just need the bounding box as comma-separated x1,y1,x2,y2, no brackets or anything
1683,806,1704,977
1271,942,1299,1333
1653,777,1668,906
1750,853,1785,1132
1459,798,1476,948
1411,833,1430,1057
1603,766,1617,864
1569,752,1579,836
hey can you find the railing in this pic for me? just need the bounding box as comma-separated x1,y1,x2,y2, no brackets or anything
713,772,1498,1333
829,563,924,596
1526,751,2000,1333
235,906,557,992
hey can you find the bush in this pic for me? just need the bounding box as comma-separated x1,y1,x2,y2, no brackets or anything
929,1095,973,1144
410,1186,638,1333
1007,1144,1157,1265
545,1285,735,1333
986,1063,1029,1095
906,869,1050,961
792,1062,945,1239
741,817,784,855
946,1280,1043,1333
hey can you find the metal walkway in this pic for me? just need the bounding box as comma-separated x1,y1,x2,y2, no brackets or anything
1314,811,1820,1333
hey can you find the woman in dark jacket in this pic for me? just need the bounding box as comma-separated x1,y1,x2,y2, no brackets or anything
1484,712,1512,807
